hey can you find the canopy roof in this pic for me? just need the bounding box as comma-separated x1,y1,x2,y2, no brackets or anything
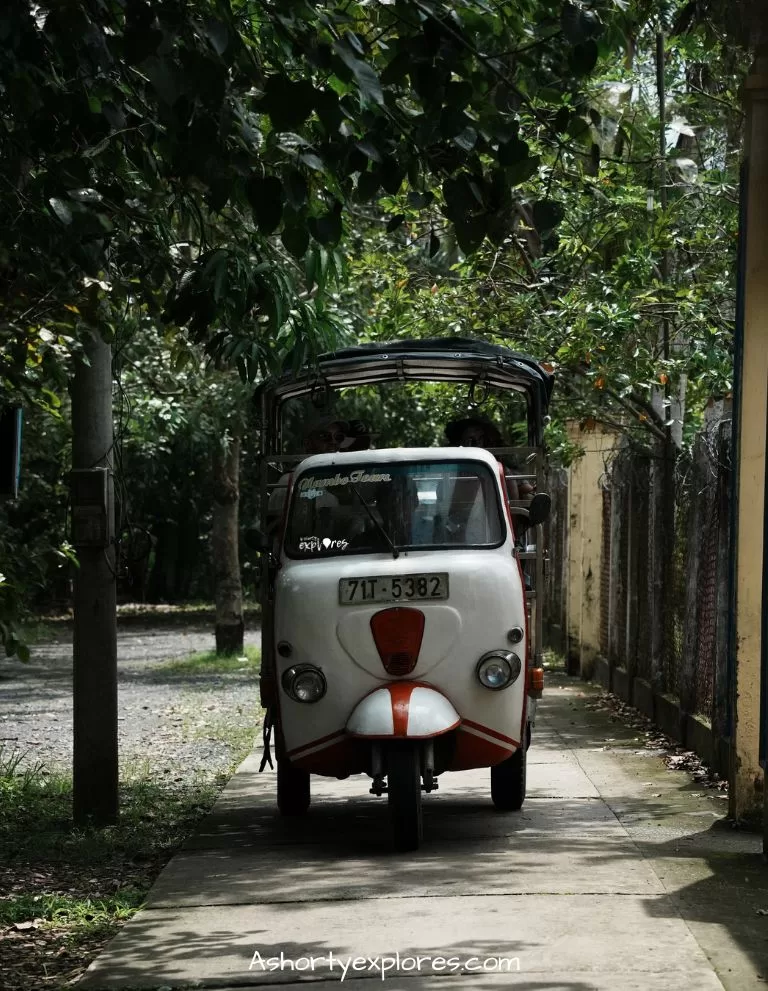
255,337,554,447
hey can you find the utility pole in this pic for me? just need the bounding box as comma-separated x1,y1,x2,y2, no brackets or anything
70,331,118,825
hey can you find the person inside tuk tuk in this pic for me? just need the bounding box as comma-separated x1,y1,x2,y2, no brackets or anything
265,417,371,538
443,415,534,500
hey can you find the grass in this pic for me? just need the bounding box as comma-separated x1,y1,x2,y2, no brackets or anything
187,707,261,757
116,599,261,614
0,758,229,990
160,644,261,676
0,763,225,990
0,642,263,991
16,620,64,647
0,890,145,929
16,602,263,639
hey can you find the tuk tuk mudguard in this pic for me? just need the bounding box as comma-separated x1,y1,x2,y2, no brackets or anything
346,684,460,739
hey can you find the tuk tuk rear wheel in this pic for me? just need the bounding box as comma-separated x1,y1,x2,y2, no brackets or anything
387,744,423,851
491,745,526,811
277,757,310,816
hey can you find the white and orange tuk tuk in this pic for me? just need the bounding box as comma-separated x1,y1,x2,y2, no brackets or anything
252,338,553,850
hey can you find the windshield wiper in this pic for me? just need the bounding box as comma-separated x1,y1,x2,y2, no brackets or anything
351,484,399,559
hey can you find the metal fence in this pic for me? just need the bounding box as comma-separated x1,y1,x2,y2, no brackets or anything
594,405,732,736
543,404,733,769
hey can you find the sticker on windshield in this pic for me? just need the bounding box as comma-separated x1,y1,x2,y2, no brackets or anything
299,535,350,552
298,469,392,497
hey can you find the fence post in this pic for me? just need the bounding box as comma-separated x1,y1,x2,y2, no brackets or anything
557,469,569,654
607,466,623,684
566,447,584,673
680,440,704,731
625,473,640,687
648,446,668,692
543,468,568,655
633,456,653,704
714,416,732,748
600,486,611,659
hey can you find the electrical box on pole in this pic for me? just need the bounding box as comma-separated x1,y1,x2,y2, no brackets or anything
69,467,114,547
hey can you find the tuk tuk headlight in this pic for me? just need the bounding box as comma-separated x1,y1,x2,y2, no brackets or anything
476,651,522,690
282,664,327,703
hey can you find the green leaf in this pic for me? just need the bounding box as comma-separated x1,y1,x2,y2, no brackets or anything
333,42,384,106
506,155,541,185
298,151,325,172
285,170,308,210
282,223,309,259
356,170,380,200
48,198,72,225
454,218,486,255
554,107,572,133
313,88,342,132
498,136,529,166
305,248,318,291
356,139,382,163
207,176,230,213
246,175,284,235
380,158,405,195
143,56,179,106
386,214,405,232
381,50,411,85
569,40,599,77
561,3,602,43
203,17,230,56
443,173,483,222
454,127,478,152
310,205,343,246
532,199,565,235
567,114,591,144
407,191,434,209
262,75,316,132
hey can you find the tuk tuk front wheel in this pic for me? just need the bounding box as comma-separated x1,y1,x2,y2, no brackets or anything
277,757,310,816
387,743,423,851
490,745,527,812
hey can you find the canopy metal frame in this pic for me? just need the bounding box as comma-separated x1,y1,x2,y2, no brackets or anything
254,337,554,457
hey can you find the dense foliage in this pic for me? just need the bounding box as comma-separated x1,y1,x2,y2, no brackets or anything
331,7,744,444
1,0,625,384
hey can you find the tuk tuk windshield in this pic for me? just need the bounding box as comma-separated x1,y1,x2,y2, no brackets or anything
284,460,505,558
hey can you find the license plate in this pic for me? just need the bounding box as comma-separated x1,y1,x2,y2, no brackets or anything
339,573,449,605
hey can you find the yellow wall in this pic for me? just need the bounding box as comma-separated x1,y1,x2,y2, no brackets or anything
732,59,768,819
566,424,618,678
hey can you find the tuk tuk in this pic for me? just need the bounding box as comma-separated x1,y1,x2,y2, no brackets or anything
252,338,553,850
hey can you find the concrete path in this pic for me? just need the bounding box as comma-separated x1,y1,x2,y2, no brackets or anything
80,673,768,991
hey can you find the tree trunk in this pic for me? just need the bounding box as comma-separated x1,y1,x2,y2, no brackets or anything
212,435,243,654
146,518,179,603
70,332,118,825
